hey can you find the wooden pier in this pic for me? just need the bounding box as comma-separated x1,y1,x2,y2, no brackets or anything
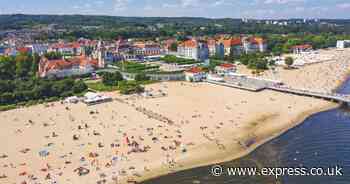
206,80,265,92
206,79,350,105
267,86,350,105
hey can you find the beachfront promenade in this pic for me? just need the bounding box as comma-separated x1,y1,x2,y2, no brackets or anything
206,78,350,105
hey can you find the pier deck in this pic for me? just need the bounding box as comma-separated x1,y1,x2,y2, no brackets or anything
267,86,350,104
206,78,350,105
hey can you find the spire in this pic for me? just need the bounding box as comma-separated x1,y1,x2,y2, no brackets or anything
97,40,105,68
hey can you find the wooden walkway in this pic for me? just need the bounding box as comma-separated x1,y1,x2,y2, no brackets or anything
206,80,350,105
206,80,266,92
267,86,350,104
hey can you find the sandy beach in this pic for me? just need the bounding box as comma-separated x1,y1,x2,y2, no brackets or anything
239,48,350,93
1,48,350,184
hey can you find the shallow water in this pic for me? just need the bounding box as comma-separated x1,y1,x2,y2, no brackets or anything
142,78,350,184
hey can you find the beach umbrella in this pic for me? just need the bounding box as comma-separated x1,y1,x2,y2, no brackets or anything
39,150,49,157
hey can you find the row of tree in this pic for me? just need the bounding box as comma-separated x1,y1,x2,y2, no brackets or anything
266,33,350,55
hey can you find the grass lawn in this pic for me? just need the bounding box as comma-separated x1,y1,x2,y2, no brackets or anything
86,81,119,92
86,80,159,92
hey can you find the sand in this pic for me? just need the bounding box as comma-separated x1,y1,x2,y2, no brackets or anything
239,48,350,93
0,48,349,184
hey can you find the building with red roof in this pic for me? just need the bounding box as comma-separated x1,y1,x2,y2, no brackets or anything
134,42,161,56
48,42,82,56
38,56,99,78
219,37,243,56
207,39,224,59
17,47,31,54
179,39,197,48
215,63,237,76
177,39,209,61
207,38,217,56
291,44,313,54
184,67,206,82
242,37,267,53
162,38,177,53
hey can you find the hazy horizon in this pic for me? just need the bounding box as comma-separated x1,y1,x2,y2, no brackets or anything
1,13,349,20
0,0,349,19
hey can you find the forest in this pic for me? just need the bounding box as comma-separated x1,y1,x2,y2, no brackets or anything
2,15,350,40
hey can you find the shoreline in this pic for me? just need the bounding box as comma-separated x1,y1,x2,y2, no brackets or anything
136,52,350,183
0,81,337,184
135,102,338,184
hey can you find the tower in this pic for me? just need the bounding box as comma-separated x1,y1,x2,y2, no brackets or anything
97,40,105,68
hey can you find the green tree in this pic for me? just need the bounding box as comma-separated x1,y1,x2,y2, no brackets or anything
0,93,14,105
134,73,150,82
0,57,16,80
169,42,178,52
118,81,144,95
73,80,88,93
31,53,40,75
285,57,294,68
44,52,62,60
15,53,33,78
102,71,123,86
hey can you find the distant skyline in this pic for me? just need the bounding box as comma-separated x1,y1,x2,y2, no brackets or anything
0,0,350,19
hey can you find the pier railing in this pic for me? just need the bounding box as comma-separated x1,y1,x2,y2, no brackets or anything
206,79,350,104
267,86,350,104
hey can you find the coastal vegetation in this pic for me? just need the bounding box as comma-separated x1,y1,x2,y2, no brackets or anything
265,34,348,55
239,53,272,70
87,80,146,94
134,73,150,81
44,51,63,60
88,71,147,94
118,81,145,95
101,71,123,86
86,81,119,92
116,61,160,73
285,57,294,68
160,55,201,65
0,53,87,109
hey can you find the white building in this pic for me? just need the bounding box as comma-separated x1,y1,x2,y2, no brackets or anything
337,40,350,49
184,67,206,82
291,44,313,54
208,39,225,59
38,56,99,78
242,37,267,54
83,92,112,105
222,38,242,56
207,74,224,82
48,42,82,56
215,63,236,76
27,44,49,56
134,44,161,56
177,39,209,61
207,39,219,56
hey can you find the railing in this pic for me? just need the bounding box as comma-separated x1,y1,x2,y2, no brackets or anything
268,86,350,103
206,80,266,92
207,78,350,104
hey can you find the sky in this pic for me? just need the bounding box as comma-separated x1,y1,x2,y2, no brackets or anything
0,0,350,19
